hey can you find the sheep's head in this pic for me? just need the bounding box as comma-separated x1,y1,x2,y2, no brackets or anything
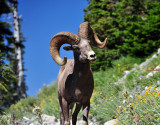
49,22,108,65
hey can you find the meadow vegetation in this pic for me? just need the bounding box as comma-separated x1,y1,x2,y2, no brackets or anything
2,54,160,124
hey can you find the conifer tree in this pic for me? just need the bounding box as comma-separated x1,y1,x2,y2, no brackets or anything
12,0,26,98
0,0,18,112
84,0,160,70
84,0,120,70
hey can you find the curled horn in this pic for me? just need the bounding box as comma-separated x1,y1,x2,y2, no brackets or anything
78,22,107,48
49,32,79,66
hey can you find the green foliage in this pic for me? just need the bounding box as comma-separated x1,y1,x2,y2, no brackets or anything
7,83,59,120
84,0,160,70
118,87,160,124
0,52,18,112
0,114,11,125
8,96,40,119
4,54,160,124
37,83,59,117
0,0,25,112
90,48,120,70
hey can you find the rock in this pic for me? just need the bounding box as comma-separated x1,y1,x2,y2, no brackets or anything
146,64,160,78
41,114,58,123
75,120,95,125
104,119,119,125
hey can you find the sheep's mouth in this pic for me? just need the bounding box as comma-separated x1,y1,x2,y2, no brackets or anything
90,59,96,63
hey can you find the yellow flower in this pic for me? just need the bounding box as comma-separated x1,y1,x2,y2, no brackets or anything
130,103,134,107
100,92,102,94
40,99,45,108
118,64,120,66
118,106,122,109
90,98,93,103
144,91,148,96
155,94,159,98
141,115,143,117
145,86,151,91
135,93,139,97
140,95,143,99
14,105,17,109
157,117,160,120
117,108,120,113
143,98,146,101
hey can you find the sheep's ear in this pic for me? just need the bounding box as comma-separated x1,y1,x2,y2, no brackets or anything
72,45,79,50
63,46,72,51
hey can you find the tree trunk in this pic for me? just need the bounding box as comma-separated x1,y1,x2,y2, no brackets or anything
13,0,26,98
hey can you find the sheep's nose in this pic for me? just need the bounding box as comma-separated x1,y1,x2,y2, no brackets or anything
90,54,96,58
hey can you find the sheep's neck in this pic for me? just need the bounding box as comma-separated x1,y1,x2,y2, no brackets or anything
73,53,90,77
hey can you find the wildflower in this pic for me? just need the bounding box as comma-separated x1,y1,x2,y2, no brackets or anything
123,100,126,104
129,95,133,98
140,95,143,99
123,107,126,111
118,64,120,66
100,92,102,94
141,115,143,117
117,108,121,113
119,106,122,108
139,75,144,79
144,92,148,96
135,93,139,97
14,105,17,109
145,86,151,91
122,89,129,98
130,103,134,107
90,98,93,103
143,98,146,101
150,102,154,105
33,106,41,114
155,94,158,98
157,117,160,120
134,115,139,122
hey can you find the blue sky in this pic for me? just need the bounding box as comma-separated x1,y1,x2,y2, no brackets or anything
18,0,88,96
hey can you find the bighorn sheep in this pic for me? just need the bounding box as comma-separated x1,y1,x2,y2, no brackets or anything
49,22,107,125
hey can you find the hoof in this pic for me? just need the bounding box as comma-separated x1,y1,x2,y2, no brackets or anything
64,121,70,125
83,121,88,125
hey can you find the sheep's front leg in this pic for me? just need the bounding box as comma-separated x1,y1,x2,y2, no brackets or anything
72,104,82,125
82,101,90,125
58,95,64,125
62,98,70,125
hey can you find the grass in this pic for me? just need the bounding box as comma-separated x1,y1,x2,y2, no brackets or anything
1,54,160,124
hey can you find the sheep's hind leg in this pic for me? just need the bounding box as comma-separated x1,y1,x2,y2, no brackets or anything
69,103,74,120
82,101,90,125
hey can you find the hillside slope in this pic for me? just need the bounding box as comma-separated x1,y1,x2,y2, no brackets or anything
1,49,160,124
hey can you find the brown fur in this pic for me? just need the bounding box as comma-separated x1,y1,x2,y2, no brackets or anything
57,39,95,125
49,22,107,125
